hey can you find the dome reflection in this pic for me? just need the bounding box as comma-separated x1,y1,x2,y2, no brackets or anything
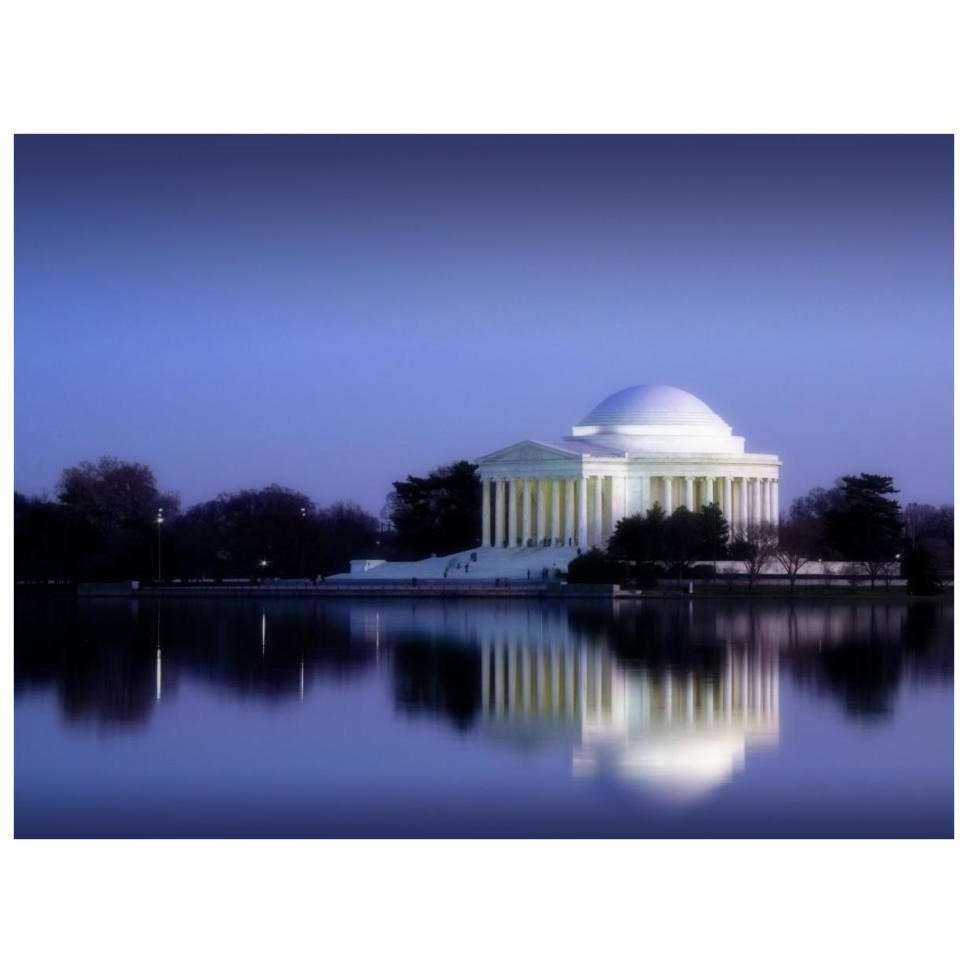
477,634,778,800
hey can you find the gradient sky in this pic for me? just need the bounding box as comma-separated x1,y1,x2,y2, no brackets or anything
15,135,954,514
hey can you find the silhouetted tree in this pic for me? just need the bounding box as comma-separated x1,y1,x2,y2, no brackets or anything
317,502,381,576
731,521,779,588
171,485,314,579
609,502,727,578
171,487,379,579
386,460,480,559
608,503,667,564
791,484,846,559
773,503,822,590
903,503,953,578
54,456,180,580
14,493,97,582
902,542,942,596
699,502,729,562
822,474,903,588
662,506,704,581
566,548,626,585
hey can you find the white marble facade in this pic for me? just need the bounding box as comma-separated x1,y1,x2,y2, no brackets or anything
475,384,780,548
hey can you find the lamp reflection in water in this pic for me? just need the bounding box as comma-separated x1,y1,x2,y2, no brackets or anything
155,609,162,702
478,638,779,802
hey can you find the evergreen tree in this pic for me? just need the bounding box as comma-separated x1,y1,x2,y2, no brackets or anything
902,543,942,596
662,506,703,580
608,503,666,563
699,502,729,561
823,474,903,586
386,460,480,559
566,548,625,585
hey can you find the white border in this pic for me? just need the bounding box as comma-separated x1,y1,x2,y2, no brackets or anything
1,2,957,958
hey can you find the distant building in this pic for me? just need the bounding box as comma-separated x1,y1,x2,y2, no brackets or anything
475,384,781,549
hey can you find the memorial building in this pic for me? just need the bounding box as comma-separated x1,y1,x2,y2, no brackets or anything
338,384,780,580
475,384,781,550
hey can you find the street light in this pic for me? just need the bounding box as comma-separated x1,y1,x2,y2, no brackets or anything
156,507,165,582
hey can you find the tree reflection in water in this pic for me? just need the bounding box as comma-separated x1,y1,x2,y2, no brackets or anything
15,594,953,756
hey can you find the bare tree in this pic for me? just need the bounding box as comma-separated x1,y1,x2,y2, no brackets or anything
737,521,779,589
773,514,818,591
903,502,939,544
859,556,900,590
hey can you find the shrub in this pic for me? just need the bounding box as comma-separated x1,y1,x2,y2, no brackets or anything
566,548,626,585
633,562,662,589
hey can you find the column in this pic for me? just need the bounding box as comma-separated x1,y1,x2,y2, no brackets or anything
662,476,673,515
741,649,750,717
508,479,518,547
684,475,694,511
611,475,626,532
576,477,588,547
551,648,561,717
723,476,733,532
762,479,771,524
593,475,603,546
738,477,748,530
521,479,532,544
493,643,507,716
551,478,561,545
522,647,531,715
594,649,603,719
537,648,547,715
640,475,651,516
565,478,575,546
481,477,491,547
535,477,546,545
724,650,733,718
481,643,489,711
495,478,506,547
772,478,780,525
754,656,763,719
752,477,762,528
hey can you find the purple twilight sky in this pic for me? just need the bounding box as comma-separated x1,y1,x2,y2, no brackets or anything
14,135,954,514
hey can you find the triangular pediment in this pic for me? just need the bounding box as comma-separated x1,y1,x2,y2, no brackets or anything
475,440,583,464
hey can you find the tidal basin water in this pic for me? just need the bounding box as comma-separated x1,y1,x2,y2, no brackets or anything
14,595,953,838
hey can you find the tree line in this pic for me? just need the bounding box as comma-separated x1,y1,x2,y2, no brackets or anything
569,473,951,594
14,455,483,583
14,456,953,592
15,457,381,582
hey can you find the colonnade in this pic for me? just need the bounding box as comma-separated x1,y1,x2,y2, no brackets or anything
479,640,780,732
480,474,779,548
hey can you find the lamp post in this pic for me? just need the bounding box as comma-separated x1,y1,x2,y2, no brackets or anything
156,507,164,582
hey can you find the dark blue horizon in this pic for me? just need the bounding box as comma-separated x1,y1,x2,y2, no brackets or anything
15,135,954,513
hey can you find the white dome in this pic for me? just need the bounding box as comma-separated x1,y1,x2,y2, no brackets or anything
569,384,742,454
578,384,728,430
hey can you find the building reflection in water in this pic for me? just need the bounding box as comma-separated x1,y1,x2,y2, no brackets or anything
476,634,779,800
14,594,951,774
358,600,787,800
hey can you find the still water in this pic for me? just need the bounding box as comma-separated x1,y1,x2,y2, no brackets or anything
15,595,953,838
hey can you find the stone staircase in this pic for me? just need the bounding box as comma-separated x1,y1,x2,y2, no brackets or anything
328,545,580,581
